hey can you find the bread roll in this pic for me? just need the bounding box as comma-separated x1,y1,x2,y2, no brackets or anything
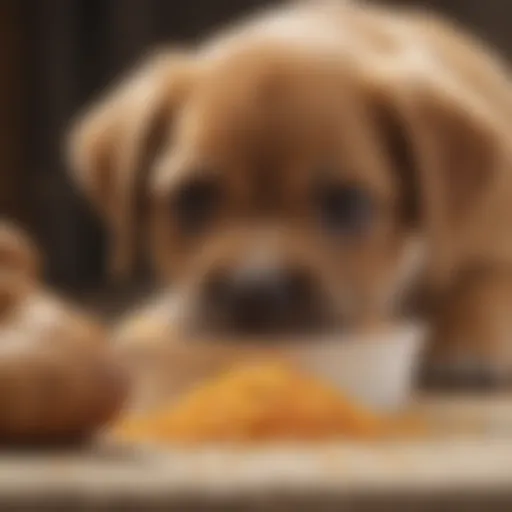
0,222,127,443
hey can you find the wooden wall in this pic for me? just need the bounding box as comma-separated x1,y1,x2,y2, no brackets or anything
0,1,28,225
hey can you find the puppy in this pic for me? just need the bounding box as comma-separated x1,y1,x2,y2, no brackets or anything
68,1,512,390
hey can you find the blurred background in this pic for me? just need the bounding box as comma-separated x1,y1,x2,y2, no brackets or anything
2,0,511,303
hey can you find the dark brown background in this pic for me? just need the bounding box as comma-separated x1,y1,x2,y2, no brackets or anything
1,0,511,294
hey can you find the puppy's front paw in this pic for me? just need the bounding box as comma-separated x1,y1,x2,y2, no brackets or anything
421,331,512,391
420,355,508,391
420,273,512,390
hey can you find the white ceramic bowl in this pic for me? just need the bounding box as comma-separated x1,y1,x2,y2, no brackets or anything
289,323,427,412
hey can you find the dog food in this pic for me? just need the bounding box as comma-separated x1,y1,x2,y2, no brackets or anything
114,362,422,444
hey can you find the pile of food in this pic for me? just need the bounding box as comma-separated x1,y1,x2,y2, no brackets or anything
114,362,422,444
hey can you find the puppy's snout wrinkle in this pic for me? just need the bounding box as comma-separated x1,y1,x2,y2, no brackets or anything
204,263,317,334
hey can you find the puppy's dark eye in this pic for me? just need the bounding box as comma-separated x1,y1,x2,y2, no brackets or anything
173,177,220,234
315,184,374,236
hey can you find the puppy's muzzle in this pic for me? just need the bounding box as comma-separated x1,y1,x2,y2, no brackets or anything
202,262,323,335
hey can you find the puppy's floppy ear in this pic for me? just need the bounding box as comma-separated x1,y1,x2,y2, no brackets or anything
372,68,511,289
67,51,195,278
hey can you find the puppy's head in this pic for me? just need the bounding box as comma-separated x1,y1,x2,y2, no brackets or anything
68,3,512,338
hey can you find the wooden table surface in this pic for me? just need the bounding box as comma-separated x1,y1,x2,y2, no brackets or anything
0,393,511,510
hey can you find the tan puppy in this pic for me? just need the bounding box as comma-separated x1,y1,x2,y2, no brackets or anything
69,1,512,388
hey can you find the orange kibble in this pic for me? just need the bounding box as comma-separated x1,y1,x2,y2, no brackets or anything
113,362,422,444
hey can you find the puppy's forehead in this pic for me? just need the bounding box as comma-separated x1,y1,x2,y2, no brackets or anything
191,51,355,145
165,51,394,200
154,4,435,194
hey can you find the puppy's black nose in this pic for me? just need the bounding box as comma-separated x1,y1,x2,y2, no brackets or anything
205,264,316,333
